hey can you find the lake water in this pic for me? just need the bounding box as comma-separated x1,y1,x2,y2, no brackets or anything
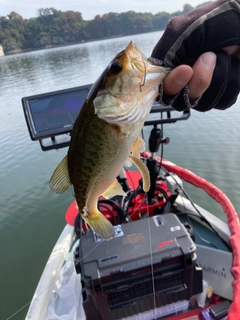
1,31,240,320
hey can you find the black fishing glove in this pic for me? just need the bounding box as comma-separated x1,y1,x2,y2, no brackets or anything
151,0,240,111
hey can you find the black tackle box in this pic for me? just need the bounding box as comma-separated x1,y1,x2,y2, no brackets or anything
75,213,202,319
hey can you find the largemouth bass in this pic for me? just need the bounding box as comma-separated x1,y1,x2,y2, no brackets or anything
49,41,170,239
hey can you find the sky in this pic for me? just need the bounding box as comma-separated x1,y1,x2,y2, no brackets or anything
0,0,206,20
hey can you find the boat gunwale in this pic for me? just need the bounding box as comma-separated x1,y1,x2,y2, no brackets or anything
25,224,75,320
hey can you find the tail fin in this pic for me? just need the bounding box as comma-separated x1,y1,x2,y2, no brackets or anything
82,212,115,240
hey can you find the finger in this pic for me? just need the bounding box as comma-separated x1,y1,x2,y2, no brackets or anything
163,65,193,97
188,52,216,100
223,45,240,56
223,45,240,60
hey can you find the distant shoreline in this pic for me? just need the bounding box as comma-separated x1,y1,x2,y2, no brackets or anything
4,30,163,56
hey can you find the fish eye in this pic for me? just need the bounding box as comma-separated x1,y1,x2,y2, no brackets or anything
109,61,122,74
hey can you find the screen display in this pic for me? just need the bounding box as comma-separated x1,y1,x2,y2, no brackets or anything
22,85,91,140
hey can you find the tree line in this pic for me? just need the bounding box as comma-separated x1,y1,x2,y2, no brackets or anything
0,3,210,54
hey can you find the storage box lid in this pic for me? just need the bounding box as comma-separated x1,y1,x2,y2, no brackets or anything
80,214,196,282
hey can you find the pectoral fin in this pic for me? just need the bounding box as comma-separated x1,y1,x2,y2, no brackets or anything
125,136,146,167
128,155,150,192
131,136,145,158
49,155,71,194
101,179,126,198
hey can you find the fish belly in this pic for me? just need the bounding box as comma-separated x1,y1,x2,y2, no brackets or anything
68,115,134,214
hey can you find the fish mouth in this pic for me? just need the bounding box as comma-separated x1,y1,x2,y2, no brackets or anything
126,41,170,86
125,41,142,58
126,41,147,74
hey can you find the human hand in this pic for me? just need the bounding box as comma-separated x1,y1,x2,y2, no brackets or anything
163,52,216,101
151,0,240,111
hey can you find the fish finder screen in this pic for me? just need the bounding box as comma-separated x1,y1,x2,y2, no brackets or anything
22,85,91,140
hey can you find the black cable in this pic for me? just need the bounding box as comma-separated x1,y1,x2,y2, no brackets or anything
98,198,125,224
181,188,231,251
74,213,83,239
175,211,202,219
124,187,145,220
183,212,218,249
157,119,164,176
122,191,135,221
123,167,141,219
98,203,117,225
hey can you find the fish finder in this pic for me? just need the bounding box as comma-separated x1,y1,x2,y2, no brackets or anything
22,84,92,150
22,84,190,151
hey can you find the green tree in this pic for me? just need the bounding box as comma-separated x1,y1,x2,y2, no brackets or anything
0,12,25,51
0,3,206,53
182,4,194,13
153,12,170,30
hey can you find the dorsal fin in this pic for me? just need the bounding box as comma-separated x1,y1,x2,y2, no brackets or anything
128,155,150,192
49,155,71,194
101,179,126,199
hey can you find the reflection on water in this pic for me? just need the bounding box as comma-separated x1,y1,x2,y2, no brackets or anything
1,31,240,319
